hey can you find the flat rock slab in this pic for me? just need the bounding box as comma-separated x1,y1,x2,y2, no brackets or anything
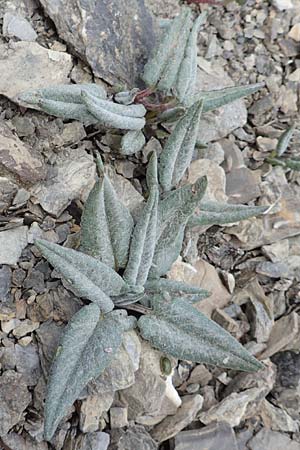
0,226,28,265
0,41,72,101
39,0,156,87
248,428,300,450
174,421,239,450
0,121,46,184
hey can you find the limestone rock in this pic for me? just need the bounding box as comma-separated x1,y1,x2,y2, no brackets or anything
110,407,128,429
151,394,204,443
1,432,48,450
30,147,96,216
0,226,28,265
80,392,114,433
3,12,37,41
188,159,228,203
39,0,156,87
259,399,299,433
74,431,110,450
288,23,300,42
0,41,72,101
0,122,46,184
248,428,300,450
109,425,157,450
0,370,31,436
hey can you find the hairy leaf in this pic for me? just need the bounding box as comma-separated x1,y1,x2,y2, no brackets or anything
267,156,300,171
114,88,140,105
188,82,264,111
123,153,159,286
142,8,192,91
38,99,98,125
81,91,146,130
159,100,203,191
121,130,146,155
138,298,264,372
44,305,135,440
176,12,207,102
35,239,127,311
149,177,207,278
188,202,268,227
276,123,296,156
145,278,210,301
80,174,134,270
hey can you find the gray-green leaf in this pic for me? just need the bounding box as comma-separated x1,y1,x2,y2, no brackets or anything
188,202,268,227
123,153,159,286
35,239,126,311
44,305,135,440
276,123,296,157
121,130,146,155
159,100,203,191
138,297,264,372
188,82,264,112
145,278,210,302
80,175,134,270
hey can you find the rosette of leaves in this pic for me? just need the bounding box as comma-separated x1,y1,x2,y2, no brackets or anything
36,147,265,441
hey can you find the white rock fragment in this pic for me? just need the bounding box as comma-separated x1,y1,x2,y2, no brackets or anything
0,226,28,265
3,12,37,41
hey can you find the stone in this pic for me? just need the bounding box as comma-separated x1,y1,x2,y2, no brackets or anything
52,122,87,147
145,0,180,17
212,308,240,336
0,41,72,102
221,138,245,171
256,261,289,278
288,23,300,42
167,258,231,317
259,312,299,359
288,68,300,82
272,0,294,10
262,240,289,263
256,136,278,152
3,12,37,41
35,320,63,375
188,365,212,387
0,122,46,184
174,421,239,450
15,343,41,386
74,431,110,450
1,432,48,450
151,394,203,443
247,428,300,450
115,160,136,179
30,147,96,216
0,226,28,265
110,407,128,429
0,265,12,302
272,351,300,390
12,319,39,339
109,425,157,450
0,177,18,212
0,370,31,435
80,392,114,433
259,399,299,432
195,64,248,143
87,330,141,396
188,159,228,203
197,142,225,165
105,166,144,213
119,341,181,426
225,167,260,204
39,0,156,87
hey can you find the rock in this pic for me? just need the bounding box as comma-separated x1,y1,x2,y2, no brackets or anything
197,142,225,165
256,136,278,152
12,319,39,339
167,258,231,317
1,432,48,450
259,312,299,359
247,428,300,450
110,407,128,429
151,394,203,443
144,0,180,17
35,320,63,375
80,392,114,433
0,265,12,302
15,343,41,386
52,122,87,147
119,341,181,426
188,159,227,203
199,388,269,427
272,0,294,10
288,68,300,82
109,425,157,450
30,147,96,216
74,431,110,450
256,261,289,278
174,421,239,450
3,12,37,41
272,351,300,390
188,365,212,387
196,64,248,143
288,23,300,42
259,399,299,432
115,160,136,179
262,240,289,263
0,177,18,212
0,41,72,101
0,122,46,184
0,370,31,435
87,330,141,395
0,226,28,265
226,167,260,204
221,139,245,171
39,0,156,87
105,166,144,213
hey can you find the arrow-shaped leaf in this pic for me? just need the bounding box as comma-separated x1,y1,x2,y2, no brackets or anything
145,278,210,302
123,152,159,286
138,297,264,372
80,173,134,270
188,202,268,227
35,239,127,311
44,304,135,440
159,100,203,191
149,177,207,278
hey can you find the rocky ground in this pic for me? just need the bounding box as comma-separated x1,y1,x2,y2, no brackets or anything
0,0,300,449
